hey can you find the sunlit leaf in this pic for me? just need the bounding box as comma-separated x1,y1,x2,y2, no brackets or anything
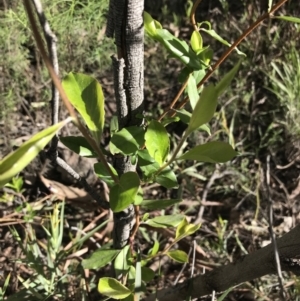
134,187,144,206
114,245,130,278
60,135,97,157
144,214,185,228
82,249,120,269
190,30,203,52
275,16,300,23
110,172,140,212
150,240,160,256
0,118,72,188
187,74,199,109
144,11,162,38
186,84,217,136
62,73,105,144
145,120,169,166
156,167,178,189
178,141,237,163
199,21,246,56
94,162,118,188
166,250,188,263
175,218,201,241
110,126,145,155
98,277,132,299
156,28,204,70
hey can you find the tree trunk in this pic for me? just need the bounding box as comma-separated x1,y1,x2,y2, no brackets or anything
106,0,144,249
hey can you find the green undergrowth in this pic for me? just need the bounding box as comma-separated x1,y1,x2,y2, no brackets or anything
0,0,112,121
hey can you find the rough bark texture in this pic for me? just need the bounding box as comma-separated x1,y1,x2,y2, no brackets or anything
145,224,300,301
106,0,144,249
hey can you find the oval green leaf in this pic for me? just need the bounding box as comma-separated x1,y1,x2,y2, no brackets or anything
187,74,199,109
82,249,120,269
156,167,178,189
175,218,201,241
114,245,130,278
178,141,237,163
190,30,203,52
60,135,97,157
98,277,132,299
145,120,169,166
186,84,217,136
144,214,185,228
62,72,105,144
110,172,140,212
94,162,118,188
167,250,189,263
110,126,145,155
0,118,71,188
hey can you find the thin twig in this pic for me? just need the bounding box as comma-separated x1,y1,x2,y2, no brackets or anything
158,0,289,120
56,157,109,209
26,0,111,211
23,0,118,184
266,155,286,300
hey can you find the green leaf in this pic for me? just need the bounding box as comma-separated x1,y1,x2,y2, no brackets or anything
200,22,246,56
275,16,300,23
190,30,203,52
82,249,120,269
187,74,199,109
142,267,155,282
110,115,119,134
60,136,97,157
110,172,140,212
98,277,132,299
145,120,169,166
175,109,191,124
178,141,237,163
94,162,118,188
114,245,130,278
215,59,242,97
0,118,71,188
144,214,185,228
144,11,162,38
175,218,201,241
166,250,188,263
156,167,178,189
134,187,144,206
137,149,156,165
141,199,182,210
150,240,160,256
161,116,180,127
186,84,217,136
156,29,204,70
110,126,145,155
62,72,105,144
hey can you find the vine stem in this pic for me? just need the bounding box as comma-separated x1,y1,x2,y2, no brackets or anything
23,0,118,184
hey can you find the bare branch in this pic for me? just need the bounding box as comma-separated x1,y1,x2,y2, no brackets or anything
144,225,300,301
